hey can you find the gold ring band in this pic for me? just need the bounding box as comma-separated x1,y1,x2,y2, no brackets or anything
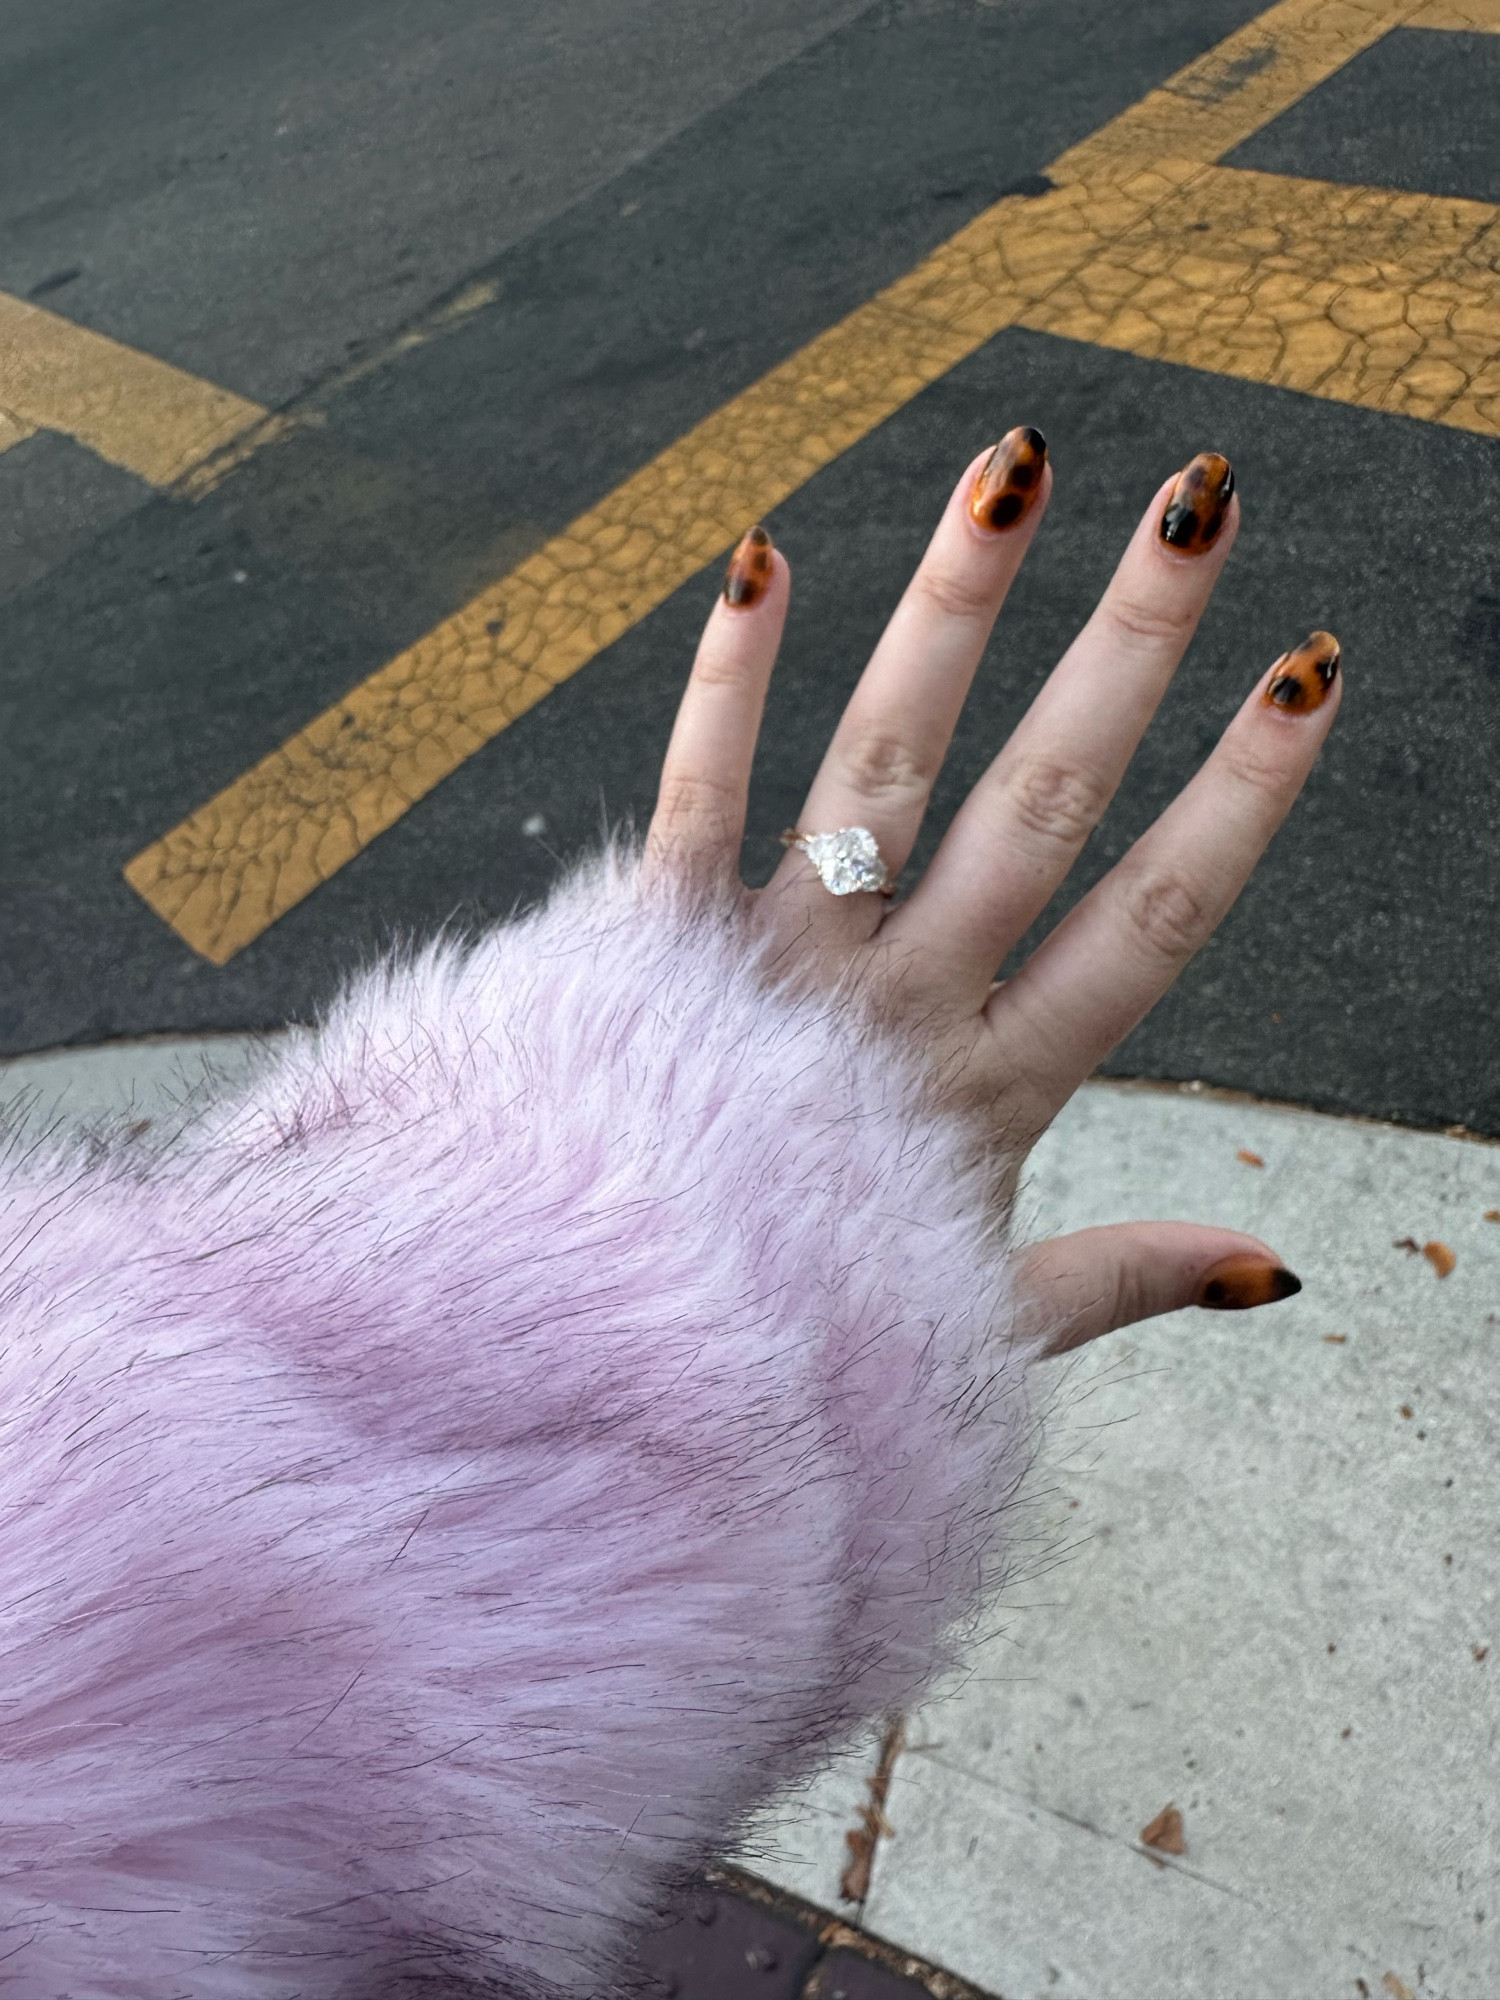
779,826,894,897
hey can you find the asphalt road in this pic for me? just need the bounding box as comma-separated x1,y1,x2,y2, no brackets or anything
1,0,1498,1136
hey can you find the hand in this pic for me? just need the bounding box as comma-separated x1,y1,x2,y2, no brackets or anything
644,431,1340,1357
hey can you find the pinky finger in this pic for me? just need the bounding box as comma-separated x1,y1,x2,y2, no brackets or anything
1014,1222,1302,1358
644,527,789,884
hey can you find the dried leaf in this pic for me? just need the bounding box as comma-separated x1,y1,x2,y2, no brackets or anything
839,1717,904,1904
1393,1237,1421,1254
1382,1975,1414,2000
839,1824,876,1905
1475,1646,1490,1663
1399,1405,1413,1420
1484,1209,1500,1224
1138,1803,1185,1855
1423,1240,1457,1278
817,1924,864,1953
1236,1148,1265,1168
1322,1334,1347,1345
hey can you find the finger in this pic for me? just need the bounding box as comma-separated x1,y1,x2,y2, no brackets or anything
891,453,1238,1002
767,429,1050,929
990,631,1342,1127
1014,1222,1302,1357
643,527,789,884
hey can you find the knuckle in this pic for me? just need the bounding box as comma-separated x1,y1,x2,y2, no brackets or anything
1104,586,1196,651
1108,1260,1149,1336
1120,864,1212,964
1219,738,1291,802
691,644,758,692
835,729,933,805
1102,1253,1177,1339
652,770,739,832
911,561,995,625
1005,753,1109,849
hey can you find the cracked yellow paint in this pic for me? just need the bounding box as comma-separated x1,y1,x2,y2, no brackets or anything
1017,166,1500,432
1410,0,1500,24
125,0,1500,961
123,265,1020,962
0,291,268,487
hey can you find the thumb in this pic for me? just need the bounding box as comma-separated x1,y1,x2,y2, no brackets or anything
1013,1222,1302,1359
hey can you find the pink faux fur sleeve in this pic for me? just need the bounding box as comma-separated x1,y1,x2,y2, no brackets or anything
0,854,1042,1999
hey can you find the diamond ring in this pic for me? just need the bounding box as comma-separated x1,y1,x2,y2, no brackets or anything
779,825,894,897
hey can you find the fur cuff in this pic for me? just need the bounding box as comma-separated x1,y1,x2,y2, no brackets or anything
0,853,1042,1998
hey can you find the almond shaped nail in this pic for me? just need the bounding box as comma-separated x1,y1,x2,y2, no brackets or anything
969,425,1048,533
1159,451,1235,554
1196,1255,1302,1310
1264,630,1341,713
724,524,774,607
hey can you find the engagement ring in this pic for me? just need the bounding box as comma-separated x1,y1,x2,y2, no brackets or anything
780,826,894,897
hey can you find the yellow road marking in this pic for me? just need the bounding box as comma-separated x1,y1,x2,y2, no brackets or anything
1411,0,1500,24
1018,167,1500,431
125,0,1500,961
0,407,37,457
0,291,269,487
124,262,1008,962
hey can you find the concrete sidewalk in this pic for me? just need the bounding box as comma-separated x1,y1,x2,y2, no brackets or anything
4,1040,1495,1999
0,1031,268,1139
740,1083,1499,1999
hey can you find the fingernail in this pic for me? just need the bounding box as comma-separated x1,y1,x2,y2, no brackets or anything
969,425,1048,533
1196,1255,1302,1310
1264,630,1341,713
724,524,774,607
1159,451,1235,553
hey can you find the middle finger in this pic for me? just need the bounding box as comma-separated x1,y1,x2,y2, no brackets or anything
890,451,1238,1003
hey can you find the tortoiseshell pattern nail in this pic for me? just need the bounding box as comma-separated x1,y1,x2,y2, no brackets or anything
1196,1256,1302,1310
1159,451,1235,554
724,525,774,607
969,425,1048,532
1264,630,1341,713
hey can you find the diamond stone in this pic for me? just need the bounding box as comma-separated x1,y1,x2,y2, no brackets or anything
801,826,890,896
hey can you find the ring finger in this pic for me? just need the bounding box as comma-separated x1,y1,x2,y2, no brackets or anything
766,428,1051,930
892,452,1238,1002
989,629,1344,1133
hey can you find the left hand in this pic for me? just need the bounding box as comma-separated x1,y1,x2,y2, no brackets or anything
644,431,1337,1356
